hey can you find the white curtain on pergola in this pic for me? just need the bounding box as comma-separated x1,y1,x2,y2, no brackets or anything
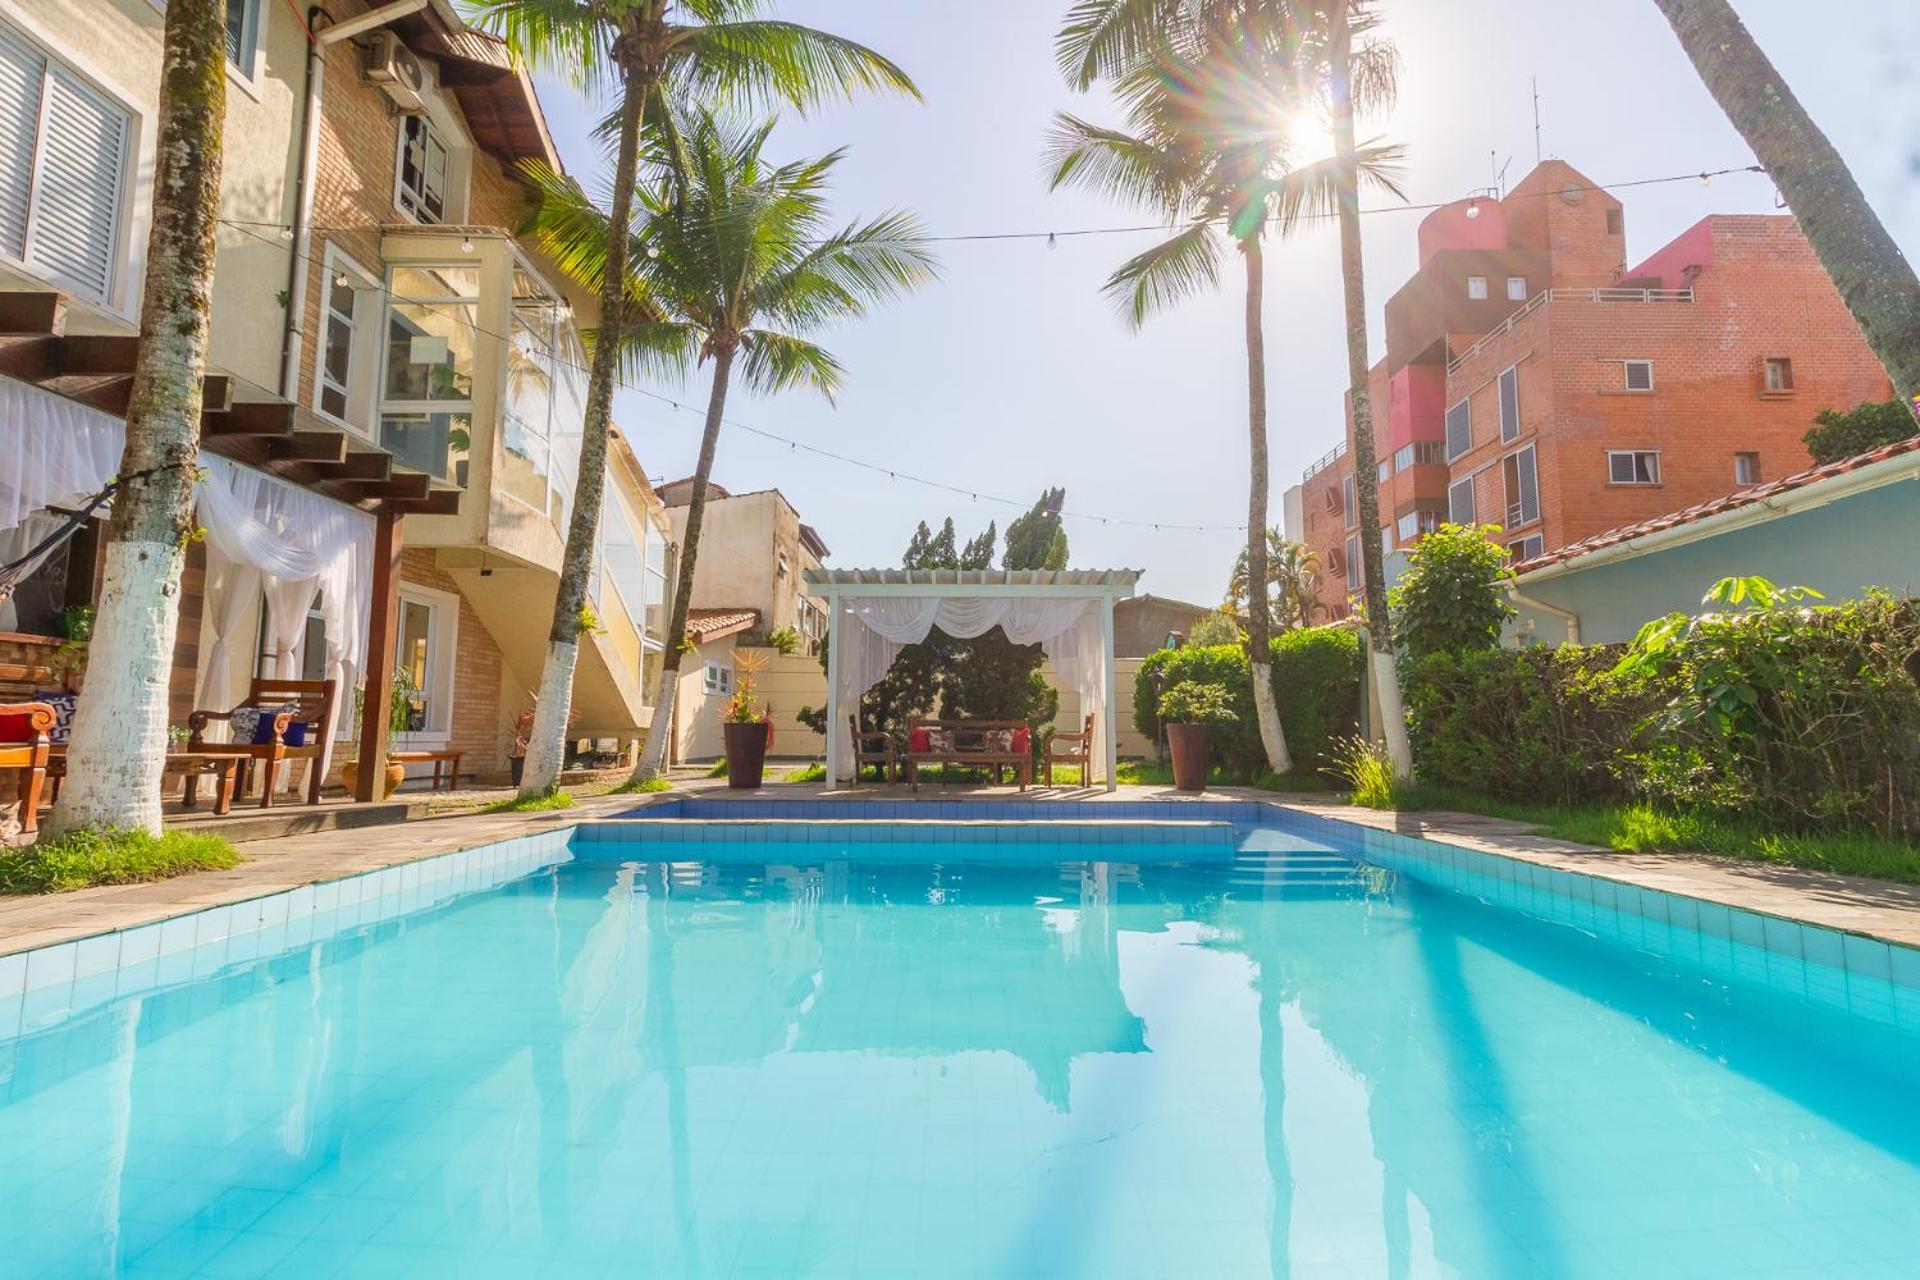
811,570,1139,789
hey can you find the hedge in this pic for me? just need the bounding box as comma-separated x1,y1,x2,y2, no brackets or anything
1133,628,1362,779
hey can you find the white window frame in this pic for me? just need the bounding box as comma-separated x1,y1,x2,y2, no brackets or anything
1504,445,1541,526
1466,275,1488,301
0,17,137,308
1607,450,1661,486
1734,452,1760,487
1623,359,1655,393
1445,399,1472,462
703,661,732,695
313,243,379,436
1506,276,1528,302
391,582,459,746
1377,458,1389,484
1498,364,1521,444
1447,476,1475,525
1341,473,1356,528
1763,357,1794,393
1508,533,1544,562
1344,533,1361,592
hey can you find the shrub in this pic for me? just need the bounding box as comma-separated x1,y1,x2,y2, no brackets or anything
1803,398,1919,466
764,627,802,656
1388,522,1515,661
0,829,238,895
1187,607,1242,647
1133,628,1362,778
1328,735,1403,809
1158,680,1238,726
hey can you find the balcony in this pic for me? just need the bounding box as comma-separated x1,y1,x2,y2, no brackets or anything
1446,287,1694,375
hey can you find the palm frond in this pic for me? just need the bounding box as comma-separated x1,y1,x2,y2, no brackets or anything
737,330,843,400
516,160,663,322
463,0,611,90
1044,113,1198,219
609,320,704,386
1055,0,1182,89
1267,140,1406,233
754,210,939,332
1102,221,1223,328
670,19,921,111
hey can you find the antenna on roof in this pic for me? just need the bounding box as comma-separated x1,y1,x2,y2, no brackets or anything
1532,76,1543,165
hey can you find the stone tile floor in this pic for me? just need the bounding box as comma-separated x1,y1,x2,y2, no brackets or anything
3,779,1917,955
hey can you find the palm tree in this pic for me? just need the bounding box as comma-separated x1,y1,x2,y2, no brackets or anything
45,0,227,838
523,108,937,786
1651,0,1920,406
1049,2,1402,778
1231,531,1324,631
470,0,919,798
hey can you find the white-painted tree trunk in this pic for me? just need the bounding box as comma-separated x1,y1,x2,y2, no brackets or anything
1249,660,1293,775
517,638,578,797
631,675,678,784
43,541,184,837
1370,648,1414,782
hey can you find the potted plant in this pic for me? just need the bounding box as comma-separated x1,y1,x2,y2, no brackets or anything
53,605,93,690
342,669,417,799
721,653,773,789
1157,680,1237,793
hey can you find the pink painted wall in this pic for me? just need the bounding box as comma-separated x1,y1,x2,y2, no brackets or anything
1417,199,1508,267
1386,363,1446,450
1627,216,1716,291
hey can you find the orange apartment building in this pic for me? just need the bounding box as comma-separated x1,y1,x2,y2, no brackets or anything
1289,160,1893,620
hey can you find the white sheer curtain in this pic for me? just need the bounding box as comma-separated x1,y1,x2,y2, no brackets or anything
0,512,68,633
829,595,1107,780
0,375,376,780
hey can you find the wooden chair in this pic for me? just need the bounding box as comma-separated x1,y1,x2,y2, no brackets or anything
186,679,336,807
849,715,897,783
1044,714,1095,787
0,701,54,835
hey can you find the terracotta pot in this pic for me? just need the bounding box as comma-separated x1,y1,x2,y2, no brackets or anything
1166,723,1212,792
341,760,407,800
724,721,769,789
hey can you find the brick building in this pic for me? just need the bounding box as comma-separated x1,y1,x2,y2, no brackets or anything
1287,159,1893,619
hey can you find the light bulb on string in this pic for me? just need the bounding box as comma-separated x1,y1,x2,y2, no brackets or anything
1464,199,1480,220
460,235,475,254
1047,232,1058,250
279,225,295,241
646,245,661,260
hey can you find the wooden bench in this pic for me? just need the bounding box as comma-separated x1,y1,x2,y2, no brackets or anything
47,749,241,816
390,750,462,792
904,718,1033,792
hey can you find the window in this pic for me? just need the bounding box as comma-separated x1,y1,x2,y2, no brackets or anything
1392,441,1445,472
1467,275,1489,301
314,246,379,431
1734,452,1760,486
501,262,589,522
1498,365,1521,443
1377,459,1390,484
703,661,733,695
1506,276,1528,302
1607,450,1660,485
1623,359,1654,392
1396,509,1440,542
1763,357,1794,393
388,586,457,738
1605,208,1623,236
1507,533,1544,562
1503,445,1540,525
1342,474,1356,527
1447,476,1475,524
397,114,450,223
1344,533,1361,592
0,23,132,304
1445,399,1472,461
382,265,479,482
224,0,260,69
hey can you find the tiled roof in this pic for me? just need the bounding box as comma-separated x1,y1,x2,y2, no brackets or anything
805,569,1141,589
684,608,759,641
1515,433,1920,574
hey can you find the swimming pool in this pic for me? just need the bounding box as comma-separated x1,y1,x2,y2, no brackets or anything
3,800,1917,1278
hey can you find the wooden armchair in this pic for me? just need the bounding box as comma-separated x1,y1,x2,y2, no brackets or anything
0,701,55,835
187,678,336,807
1044,714,1095,787
849,715,897,783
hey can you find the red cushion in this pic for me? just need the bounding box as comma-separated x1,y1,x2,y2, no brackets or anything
908,728,932,754
1011,727,1030,754
0,712,33,743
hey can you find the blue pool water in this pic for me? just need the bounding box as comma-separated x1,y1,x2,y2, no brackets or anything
3,808,1920,1278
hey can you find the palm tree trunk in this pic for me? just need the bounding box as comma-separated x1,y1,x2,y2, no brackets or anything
518,69,648,797
1330,5,1413,782
44,0,226,839
1653,0,1920,406
632,345,737,783
1241,236,1291,777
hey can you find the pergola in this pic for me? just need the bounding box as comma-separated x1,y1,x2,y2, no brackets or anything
806,568,1140,791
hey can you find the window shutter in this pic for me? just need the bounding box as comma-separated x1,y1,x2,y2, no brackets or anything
1445,400,1471,460
1448,477,1475,524
27,65,127,301
0,26,44,260
1499,366,1520,443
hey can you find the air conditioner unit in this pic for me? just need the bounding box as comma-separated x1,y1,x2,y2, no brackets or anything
364,31,427,114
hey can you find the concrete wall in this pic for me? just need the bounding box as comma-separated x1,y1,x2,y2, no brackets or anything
1510,478,1920,646
666,490,822,639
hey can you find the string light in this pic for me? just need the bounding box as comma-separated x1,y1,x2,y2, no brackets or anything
459,235,475,254
1464,198,1480,220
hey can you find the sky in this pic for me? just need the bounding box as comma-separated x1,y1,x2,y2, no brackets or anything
528,1,1919,606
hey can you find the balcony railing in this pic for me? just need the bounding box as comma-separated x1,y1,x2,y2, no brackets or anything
1447,287,1695,375
1302,441,1348,482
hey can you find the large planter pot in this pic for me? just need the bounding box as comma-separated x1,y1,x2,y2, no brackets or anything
1166,723,1212,793
724,721,770,789
341,760,407,800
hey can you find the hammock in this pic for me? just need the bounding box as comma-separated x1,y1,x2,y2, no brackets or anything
0,464,185,603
